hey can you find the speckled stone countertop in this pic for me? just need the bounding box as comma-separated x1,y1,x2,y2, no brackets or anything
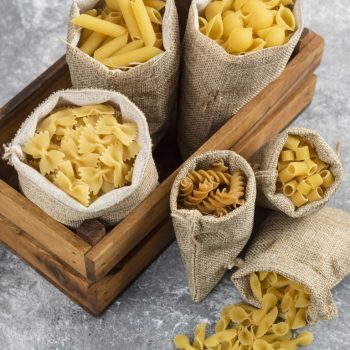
0,1,349,349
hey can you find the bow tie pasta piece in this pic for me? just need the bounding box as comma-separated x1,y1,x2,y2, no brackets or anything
95,115,138,146
72,104,115,117
22,131,65,175
275,134,336,208
79,166,109,195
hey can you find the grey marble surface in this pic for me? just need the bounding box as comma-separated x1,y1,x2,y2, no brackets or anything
0,1,350,349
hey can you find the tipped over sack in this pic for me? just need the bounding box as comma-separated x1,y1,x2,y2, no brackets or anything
178,0,304,158
251,127,343,217
66,0,180,145
170,150,256,302
3,89,158,228
232,207,350,324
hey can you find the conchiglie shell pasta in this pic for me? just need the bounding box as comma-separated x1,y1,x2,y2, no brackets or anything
246,9,276,32
205,1,225,21
276,4,296,31
258,26,286,47
248,38,266,52
224,27,253,53
206,14,224,40
222,11,244,38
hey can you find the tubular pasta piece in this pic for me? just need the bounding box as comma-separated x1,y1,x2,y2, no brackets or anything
283,180,298,197
291,191,308,207
304,159,317,175
80,32,106,55
281,150,294,162
105,0,121,11
307,187,324,202
71,14,127,37
143,0,166,11
320,170,335,188
278,167,294,183
130,0,157,46
116,0,142,40
278,161,289,171
146,6,163,24
287,162,308,177
284,135,301,150
94,32,129,60
305,173,323,189
296,179,312,196
116,39,144,54
294,146,310,161
102,46,163,68
314,158,329,172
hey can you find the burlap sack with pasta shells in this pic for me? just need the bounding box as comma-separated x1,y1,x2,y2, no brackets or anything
178,0,304,158
251,127,343,217
232,207,350,324
170,150,256,302
66,0,180,146
3,89,158,228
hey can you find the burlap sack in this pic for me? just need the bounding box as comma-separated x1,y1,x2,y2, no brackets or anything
3,89,158,228
170,150,256,302
251,127,343,217
232,207,350,324
66,0,180,146
178,0,304,158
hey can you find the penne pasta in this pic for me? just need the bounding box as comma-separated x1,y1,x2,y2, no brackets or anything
105,0,121,11
116,39,144,54
130,0,157,46
143,0,166,11
71,14,127,37
146,6,163,24
80,32,106,56
102,46,163,68
94,32,129,60
117,0,142,39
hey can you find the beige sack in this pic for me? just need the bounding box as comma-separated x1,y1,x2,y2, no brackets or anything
251,127,343,217
3,89,158,228
170,150,256,302
232,207,350,324
178,0,304,158
66,0,180,146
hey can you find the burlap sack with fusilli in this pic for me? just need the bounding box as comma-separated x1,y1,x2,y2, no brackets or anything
251,127,343,217
3,89,158,228
66,0,180,146
178,0,304,158
170,150,256,302
232,207,350,324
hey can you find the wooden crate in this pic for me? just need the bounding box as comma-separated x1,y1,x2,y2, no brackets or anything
0,1,324,315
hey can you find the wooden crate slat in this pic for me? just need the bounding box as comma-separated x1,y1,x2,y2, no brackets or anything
84,30,324,282
0,214,98,314
0,180,92,278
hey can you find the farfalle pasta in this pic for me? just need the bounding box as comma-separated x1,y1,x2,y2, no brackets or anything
3,89,158,227
251,127,343,217
199,0,297,55
173,298,314,350
178,159,246,217
22,104,139,207
170,150,256,302
275,134,336,208
232,207,350,325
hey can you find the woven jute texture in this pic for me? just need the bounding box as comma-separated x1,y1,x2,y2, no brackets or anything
66,0,180,146
170,150,256,302
250,127,343,217
177,0,304,158
232,207,350,324
3,89,158,228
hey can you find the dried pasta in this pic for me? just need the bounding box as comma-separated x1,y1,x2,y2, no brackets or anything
71,0,165,69
173,273,314,349
22,104,140,207
276,134,335,208
177,159,246,217
199,0,297,55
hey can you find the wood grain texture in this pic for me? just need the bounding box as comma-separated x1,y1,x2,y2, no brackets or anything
84,30,324,282
0,214,98,314
0,180,92,278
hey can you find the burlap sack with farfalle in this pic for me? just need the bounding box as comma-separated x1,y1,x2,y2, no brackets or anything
170,150,256,302
66,0,180,146
232,207,350,324
251,127,343,217
3,89,158,228
178,0,304,158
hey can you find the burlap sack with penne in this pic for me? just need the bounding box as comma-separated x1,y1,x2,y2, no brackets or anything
66,0,180,146
251,127,343,218
178,0,304,158
170,150,256,302
3,89,158,228
232,207,350,324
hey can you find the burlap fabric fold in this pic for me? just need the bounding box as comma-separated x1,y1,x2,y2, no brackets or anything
232,207,350,324
3,89,158,228
170,150,256,302
251,127,343,217
177,0,304,158
66,0,180,146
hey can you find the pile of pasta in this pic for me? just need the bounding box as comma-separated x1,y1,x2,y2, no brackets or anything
174,288,313,349
22,104,140,207
72,0,165,69
199,0,296,55
177,160,246,217
276,135,335,208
